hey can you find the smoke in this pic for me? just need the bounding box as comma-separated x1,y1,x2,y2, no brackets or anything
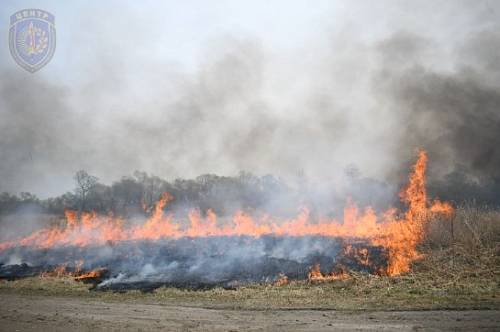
375,30,500,185
0,1,499,204
0,236,384,289
0,205,52,242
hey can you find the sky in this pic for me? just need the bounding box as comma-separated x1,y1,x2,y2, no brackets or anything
0,1,499,197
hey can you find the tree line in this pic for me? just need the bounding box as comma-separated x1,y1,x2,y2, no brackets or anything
1,168,498,221
0,170,291,218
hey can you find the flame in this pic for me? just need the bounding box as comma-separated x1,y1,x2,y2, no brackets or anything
308,263,349,282
372,150,453,275
0,150,453,276
40,265,70,278
74,268,108,282
38,261,107,282
131,192,179,240
40,260,84,278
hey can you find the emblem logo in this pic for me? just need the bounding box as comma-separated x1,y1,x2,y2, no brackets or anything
9,9,56,73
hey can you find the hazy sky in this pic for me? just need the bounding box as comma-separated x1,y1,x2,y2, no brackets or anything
0,1,498,197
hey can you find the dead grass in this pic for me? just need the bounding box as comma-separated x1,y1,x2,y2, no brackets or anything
425,202,500,250
0,276,90,296
1,257,497,311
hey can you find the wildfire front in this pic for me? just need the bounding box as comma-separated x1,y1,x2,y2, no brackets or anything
0,150,453,290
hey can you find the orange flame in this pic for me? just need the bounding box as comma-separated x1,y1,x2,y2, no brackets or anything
40,265,70,278
74,268,108,282
0,150,453,276
372,150,453,275
40,260,84,278
307,263,349,282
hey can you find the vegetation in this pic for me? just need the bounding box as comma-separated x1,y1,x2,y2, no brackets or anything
0,170,292,219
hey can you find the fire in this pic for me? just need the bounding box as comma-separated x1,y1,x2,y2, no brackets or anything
0,150,453,277
40,260,84,278
37,261,108,284
74,268,108,282
40,265,71,278
308,263,349,282
372,150,453,275
131,192,179,240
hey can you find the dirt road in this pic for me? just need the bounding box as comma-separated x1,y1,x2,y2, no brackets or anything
0,293,498,331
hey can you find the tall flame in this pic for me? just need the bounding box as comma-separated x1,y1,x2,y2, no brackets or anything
0,150,453,276
372,150,452,274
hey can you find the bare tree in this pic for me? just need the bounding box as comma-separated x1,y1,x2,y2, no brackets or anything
74,170,98,212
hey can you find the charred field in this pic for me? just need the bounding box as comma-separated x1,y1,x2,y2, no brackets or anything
1,206,498,311
0,236,388,291
0,243,497,311
0,152,498,311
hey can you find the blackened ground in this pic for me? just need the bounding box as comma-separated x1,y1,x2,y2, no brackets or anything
0,236,387,291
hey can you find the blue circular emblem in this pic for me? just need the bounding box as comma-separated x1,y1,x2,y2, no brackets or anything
9,9,56,73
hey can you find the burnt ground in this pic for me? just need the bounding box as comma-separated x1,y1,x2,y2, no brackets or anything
0,293,498,332
0,237,387,291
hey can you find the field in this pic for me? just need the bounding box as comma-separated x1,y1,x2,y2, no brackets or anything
0,247,498,311
0,264,499,332
1,203,499,331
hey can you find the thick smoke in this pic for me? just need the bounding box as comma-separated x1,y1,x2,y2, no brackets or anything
376,30,500,182
374,29,500,203
0,1,499,205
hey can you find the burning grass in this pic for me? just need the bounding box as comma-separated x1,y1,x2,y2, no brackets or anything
0,150,498,310
0,150,453,284
1,225,498,311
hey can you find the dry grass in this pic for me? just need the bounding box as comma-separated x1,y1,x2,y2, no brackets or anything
422,202,499,287
425,202,500,249
1,267,497,310
1,202,499,310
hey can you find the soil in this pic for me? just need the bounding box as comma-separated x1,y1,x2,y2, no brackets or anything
0,293,498,331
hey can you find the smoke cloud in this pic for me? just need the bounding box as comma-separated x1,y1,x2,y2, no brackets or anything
0,0,498,203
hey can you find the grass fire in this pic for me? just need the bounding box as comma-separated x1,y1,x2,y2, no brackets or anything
1,1,499,330
0,150,454,290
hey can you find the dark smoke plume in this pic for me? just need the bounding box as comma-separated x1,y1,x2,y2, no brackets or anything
0,1,499,205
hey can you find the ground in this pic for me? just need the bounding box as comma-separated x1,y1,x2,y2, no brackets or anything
0,293,499,332
0,274,499,331
0,244,498,331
